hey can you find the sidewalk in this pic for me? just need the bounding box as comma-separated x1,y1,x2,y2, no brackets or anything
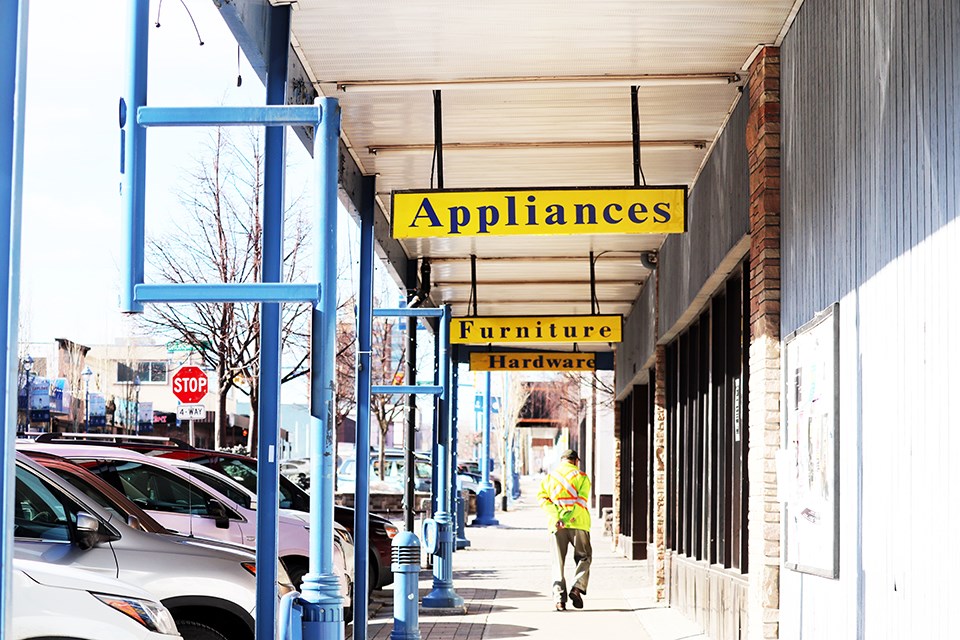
355,476,708,640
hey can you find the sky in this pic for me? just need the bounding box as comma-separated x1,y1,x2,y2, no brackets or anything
20,0,323,347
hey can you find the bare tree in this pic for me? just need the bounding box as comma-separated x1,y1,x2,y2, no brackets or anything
369,315,407,480
143,128,310,450
493,374,532,490
333,294,358,477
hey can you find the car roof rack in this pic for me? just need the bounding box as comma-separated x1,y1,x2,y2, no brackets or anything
33,432,196,449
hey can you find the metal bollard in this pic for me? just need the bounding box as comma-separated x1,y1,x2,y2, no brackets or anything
390,531,422,640
455,491,471,549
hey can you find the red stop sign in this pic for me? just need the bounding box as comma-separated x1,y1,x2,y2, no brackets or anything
171,366,209,404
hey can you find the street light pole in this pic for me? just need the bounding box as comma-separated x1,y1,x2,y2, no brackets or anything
22,354,33,436
133,374,141,435
81,365,93,433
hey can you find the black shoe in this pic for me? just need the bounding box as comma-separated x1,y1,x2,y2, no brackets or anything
555,601,566,611
568,587,584,609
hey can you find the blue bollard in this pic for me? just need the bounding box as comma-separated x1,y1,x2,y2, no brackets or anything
391,531,422,640
455,492,471,549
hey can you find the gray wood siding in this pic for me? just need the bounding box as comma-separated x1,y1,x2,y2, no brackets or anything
658,95,750,338
615,276,656,398
780,1,959,639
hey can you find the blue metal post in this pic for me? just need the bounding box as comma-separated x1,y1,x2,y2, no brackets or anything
474,371,499,525
254,6,290,639
119,0,149,314
430,329,440,518
422,306,464,609
1,2,28,634
352,175,377,638
300,96,343,638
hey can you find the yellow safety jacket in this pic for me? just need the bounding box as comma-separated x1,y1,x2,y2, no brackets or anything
537,461,592,532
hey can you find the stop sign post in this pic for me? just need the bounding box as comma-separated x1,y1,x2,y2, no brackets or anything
172,367,208,447
172,366,209,404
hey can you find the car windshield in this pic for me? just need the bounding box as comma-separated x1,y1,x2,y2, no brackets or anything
47,466,165,533
78,459,214,516
182,468,251,508
201,457,299,510
14,465,74,542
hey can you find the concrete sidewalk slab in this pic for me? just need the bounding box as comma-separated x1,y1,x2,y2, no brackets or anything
352,476,707,640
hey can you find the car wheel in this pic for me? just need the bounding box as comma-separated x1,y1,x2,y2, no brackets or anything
177,620,230,640
369,551,380,592
285,559,308,590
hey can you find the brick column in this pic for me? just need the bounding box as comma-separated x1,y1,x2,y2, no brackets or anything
746,46,781,640
612,399,622,549
653,345,667,601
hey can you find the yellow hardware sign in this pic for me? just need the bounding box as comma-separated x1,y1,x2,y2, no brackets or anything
451,315,622,344
391,186,686,238
470,352,598,371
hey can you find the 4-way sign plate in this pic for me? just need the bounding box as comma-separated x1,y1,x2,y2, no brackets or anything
177,404,205,420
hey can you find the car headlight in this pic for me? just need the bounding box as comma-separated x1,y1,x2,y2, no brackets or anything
93,593,179,635
383,524,399,539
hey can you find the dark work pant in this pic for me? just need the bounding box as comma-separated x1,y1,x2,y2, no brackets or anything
550,527,592,603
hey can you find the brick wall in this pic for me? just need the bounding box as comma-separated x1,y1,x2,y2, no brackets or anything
746,45,781,640
653,344,667,601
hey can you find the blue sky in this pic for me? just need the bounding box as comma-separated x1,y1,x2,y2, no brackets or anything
20,1,318,346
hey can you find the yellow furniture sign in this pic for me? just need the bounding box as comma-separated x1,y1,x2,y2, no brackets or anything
470,352,598,371
392,186,686,238
451,315,622,344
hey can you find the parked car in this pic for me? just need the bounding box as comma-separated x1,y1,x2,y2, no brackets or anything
34,433,398,590
457,460,503,495
12,451,265,640
164,457,356,599
13,558,182,640
162,451,397,591
337,448,433,494
21,442,351,603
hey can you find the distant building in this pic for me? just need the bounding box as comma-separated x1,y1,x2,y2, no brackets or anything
19,337,252,450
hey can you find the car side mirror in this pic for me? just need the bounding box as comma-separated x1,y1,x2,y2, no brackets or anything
76,511,116,550
207,499,231,529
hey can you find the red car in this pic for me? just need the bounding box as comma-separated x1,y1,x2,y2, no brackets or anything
35,433,398,590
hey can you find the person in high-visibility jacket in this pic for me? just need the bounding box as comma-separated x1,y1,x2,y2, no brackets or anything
537,448,592,611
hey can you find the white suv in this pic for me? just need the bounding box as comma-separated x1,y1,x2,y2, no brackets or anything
13,558,181,639
13,452,270,640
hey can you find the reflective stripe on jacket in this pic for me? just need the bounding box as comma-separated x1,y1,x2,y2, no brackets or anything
537,461,592,532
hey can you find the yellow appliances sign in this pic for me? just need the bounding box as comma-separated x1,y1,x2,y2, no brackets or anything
451,315,622,344
469,352,598,371
391,186,686,238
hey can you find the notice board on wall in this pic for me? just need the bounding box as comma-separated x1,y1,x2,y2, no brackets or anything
781,302,840,579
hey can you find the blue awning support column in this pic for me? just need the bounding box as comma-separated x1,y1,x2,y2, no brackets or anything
113,6,339,637
119,0,149,314
300,94,344,640
352,174,377,640
473,371,499,526
422,305,464,610
1,1,28,634
366,300,463,620
254,5,290,639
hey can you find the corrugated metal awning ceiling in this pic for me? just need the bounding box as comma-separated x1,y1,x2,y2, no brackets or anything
282,0,798,350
